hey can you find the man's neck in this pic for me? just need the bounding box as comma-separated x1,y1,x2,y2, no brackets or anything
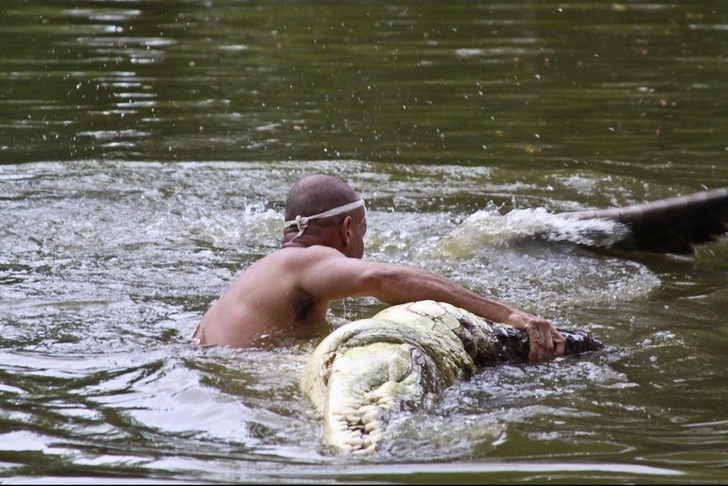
281,240,309,249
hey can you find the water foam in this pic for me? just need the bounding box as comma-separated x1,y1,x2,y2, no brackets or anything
436,202,631,258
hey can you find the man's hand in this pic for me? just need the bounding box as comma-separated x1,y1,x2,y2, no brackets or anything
506,310,566,361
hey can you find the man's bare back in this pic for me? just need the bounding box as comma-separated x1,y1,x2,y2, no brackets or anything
192,246,342,347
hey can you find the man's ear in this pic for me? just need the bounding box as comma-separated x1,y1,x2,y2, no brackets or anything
340,216,353,247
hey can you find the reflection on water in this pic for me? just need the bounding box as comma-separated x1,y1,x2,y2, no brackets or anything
3,1,728,173
2,0,728,483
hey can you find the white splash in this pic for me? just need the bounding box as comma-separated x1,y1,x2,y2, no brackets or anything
436,202,631,258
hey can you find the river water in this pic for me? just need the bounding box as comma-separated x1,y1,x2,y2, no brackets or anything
2,0,728,483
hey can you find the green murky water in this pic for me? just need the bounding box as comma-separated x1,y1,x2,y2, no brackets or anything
2,1,728,483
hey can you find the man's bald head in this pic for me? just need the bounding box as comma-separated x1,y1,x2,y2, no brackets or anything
284,174,360,221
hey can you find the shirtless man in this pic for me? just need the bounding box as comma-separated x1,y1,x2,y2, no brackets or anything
192,174,566,361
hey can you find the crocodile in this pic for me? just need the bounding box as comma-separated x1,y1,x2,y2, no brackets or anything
301,300,602,455
300,188,728,455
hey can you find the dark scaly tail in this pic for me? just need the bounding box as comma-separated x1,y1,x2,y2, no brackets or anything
484,326,603,364
563,188,728,254
453,317,604,366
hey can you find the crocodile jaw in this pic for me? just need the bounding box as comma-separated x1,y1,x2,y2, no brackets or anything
323,341,428,455
301,306,476,455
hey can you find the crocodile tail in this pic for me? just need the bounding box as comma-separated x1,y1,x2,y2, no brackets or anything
563,188,728,254
450,313,603,366
476,327,603,364
559,328,604,355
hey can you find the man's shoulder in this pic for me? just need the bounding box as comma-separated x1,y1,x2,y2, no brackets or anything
257,245,350,278
272,244,345,261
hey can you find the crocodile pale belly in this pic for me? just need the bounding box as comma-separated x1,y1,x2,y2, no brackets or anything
301,300,603,455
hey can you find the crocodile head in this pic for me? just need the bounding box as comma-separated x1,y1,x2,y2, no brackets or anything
301,304,477,455
321,340,432,455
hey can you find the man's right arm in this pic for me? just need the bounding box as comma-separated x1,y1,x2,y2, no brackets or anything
299,248,565,361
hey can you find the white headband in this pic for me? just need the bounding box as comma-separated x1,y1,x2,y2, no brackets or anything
284,199,365,239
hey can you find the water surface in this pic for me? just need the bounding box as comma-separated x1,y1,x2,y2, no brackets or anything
2,1,728,483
